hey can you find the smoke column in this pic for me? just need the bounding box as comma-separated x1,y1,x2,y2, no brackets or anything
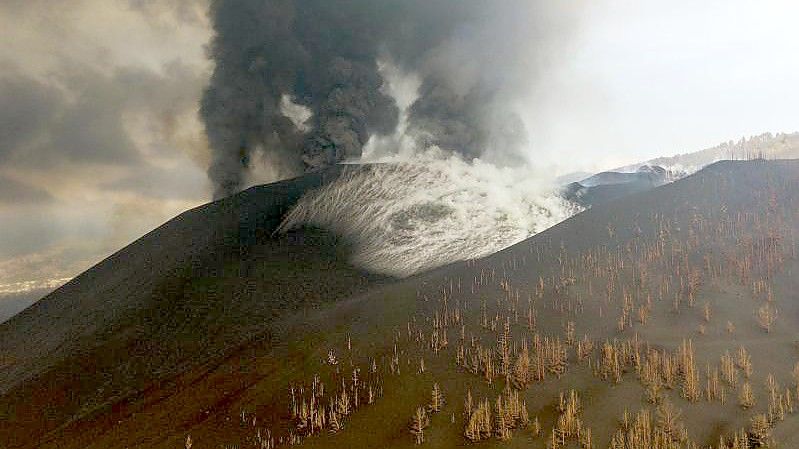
201,0,582,198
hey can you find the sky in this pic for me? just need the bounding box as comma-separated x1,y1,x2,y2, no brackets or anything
526,0,799,170
1,0,798,300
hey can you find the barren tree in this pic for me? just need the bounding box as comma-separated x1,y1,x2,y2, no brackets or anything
757,303,777,333
739,382,755,409
410,406,429,445
430,383,444,413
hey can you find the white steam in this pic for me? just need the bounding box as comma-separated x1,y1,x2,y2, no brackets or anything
277,151,580,277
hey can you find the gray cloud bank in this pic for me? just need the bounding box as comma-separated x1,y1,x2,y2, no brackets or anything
0,0,212,290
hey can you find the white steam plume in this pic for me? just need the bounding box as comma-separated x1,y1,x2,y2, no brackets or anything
277,151,580,277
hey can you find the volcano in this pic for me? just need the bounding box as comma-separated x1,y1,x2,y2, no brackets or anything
3,159,799,448
0,166,389,445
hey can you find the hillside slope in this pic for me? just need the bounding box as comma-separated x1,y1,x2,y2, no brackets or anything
0,166,392,444
4,160,799,449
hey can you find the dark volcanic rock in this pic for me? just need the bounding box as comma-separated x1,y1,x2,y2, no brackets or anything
0,166,389,443
561,165,672,207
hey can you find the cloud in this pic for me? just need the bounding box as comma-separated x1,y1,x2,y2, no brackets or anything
127,0,209,26
0,61,211,168
0,175,52,205
0,211,63,259
100,163,211,201
0,0,212,288
0,67,61,158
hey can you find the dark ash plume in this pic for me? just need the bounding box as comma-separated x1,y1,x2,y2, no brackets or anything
202,0,580,198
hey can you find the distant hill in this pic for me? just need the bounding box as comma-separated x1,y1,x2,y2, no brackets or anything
616,131,799,174
564,132,799,207
561,165,673,207
554,171,593,186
